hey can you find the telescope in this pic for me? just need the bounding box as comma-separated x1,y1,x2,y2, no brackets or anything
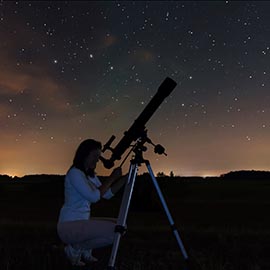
100,77,177,169
102,77,189,269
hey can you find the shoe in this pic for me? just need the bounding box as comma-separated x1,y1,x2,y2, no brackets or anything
64,245,86,266
82,249,98,262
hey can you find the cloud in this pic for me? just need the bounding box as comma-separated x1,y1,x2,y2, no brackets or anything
103,34,118,48
0,103,12,118
0,13,75,116
136,49,155,62
0,66,73,114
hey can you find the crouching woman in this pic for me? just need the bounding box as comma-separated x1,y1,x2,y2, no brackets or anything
57,139,127,266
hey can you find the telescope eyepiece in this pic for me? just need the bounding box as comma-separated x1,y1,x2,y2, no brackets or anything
99,156,114,169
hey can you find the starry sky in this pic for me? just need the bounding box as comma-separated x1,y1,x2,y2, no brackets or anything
1,1,269,177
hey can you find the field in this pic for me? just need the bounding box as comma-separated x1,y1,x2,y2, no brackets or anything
0,175,270,270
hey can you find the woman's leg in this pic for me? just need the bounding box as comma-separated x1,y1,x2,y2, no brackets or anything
80,217,117,261
57,218,116,250
91,217,117,222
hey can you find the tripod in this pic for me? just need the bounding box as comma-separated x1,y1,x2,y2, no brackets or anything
107,139,189,269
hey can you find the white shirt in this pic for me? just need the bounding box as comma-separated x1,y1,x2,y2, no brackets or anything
58,167,114,222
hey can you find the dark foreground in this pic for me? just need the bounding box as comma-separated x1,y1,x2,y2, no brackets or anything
0,175,270,269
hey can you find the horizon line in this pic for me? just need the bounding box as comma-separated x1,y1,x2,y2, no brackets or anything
1,169,270,179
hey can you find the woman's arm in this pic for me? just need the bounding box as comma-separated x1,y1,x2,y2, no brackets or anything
98,167,122,196
68,168,100,203
110,174,128,195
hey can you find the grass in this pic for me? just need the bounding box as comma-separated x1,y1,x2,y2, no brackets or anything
1,220,269,270
1,177,270,269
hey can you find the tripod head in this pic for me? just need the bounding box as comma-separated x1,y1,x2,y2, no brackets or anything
125,129,167,167
99,77,177,169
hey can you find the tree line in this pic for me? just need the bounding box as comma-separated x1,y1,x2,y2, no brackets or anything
1,170,270,183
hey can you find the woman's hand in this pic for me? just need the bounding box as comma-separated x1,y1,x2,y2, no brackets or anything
111,173,128,195
99,167,123,197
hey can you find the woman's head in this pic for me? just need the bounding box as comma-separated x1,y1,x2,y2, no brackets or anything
72,139,102,176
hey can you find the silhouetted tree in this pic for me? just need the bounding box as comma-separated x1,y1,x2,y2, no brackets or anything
220,170,270,180
0,175,12,182
157,172,166,177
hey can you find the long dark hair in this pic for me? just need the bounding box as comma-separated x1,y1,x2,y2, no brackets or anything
72,139,102,177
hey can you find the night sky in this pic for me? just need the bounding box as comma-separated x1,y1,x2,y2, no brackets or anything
1,1,269,177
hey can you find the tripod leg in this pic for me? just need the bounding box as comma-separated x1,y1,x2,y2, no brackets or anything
146,162,189,262
107,163,138,269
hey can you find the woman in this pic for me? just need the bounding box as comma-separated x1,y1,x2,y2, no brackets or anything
57,139,127,266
